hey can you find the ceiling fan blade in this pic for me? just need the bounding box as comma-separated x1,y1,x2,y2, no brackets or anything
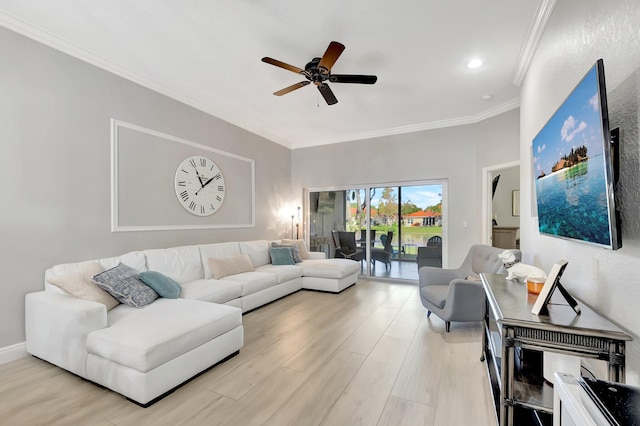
317,83,338,105
330,74,378,84
261,57,305,75
273,81,310,96
317,41,345,73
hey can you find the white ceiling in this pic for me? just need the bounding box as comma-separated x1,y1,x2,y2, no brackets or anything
0,0,555,149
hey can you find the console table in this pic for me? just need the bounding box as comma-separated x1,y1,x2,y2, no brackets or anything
480,273,631,426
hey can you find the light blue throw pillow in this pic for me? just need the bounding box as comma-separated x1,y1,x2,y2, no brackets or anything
270,247,295,265
271,243,302,263
139,271,182,299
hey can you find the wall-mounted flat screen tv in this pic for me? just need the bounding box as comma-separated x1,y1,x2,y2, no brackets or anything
532,59,621,250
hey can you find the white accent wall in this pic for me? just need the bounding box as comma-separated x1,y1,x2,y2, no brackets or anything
520,0,640,383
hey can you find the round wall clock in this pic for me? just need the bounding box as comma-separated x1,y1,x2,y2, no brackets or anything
174,155,225,216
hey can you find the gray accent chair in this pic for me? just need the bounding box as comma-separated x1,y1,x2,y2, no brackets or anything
418,244,521,332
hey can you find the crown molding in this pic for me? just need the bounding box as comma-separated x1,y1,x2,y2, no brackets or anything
512,0,557,86
291,98,521,149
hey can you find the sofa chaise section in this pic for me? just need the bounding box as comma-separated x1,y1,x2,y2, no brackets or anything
85,298,242,406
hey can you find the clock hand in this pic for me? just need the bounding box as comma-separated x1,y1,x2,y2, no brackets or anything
193,167,204,187
202,176,214,188
195,173,220,195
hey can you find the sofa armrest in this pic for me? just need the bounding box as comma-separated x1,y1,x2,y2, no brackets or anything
25,291,108,377
306,252,327,260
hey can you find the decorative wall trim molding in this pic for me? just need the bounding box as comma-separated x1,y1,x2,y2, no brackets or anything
0,342,27,365
111,119,255,232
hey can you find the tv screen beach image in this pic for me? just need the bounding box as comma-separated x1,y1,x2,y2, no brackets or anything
532,63,613,247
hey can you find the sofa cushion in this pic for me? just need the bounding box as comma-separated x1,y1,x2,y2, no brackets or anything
221,271,277,296
200,242,242,278
300,259,360,279
208,254,255,279
98,251,147,274
144,245,203,283
139,271,182,299
239,240,271,267
281,239,310,260
86,299,242,372
255,264,304,284
47,261,120,310
179,279,242,304
269,247,295,265
93,263,158,308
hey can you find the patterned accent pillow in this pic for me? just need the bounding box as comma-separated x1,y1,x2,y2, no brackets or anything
47,261,120,310
93,263,158,308
271,243,302,263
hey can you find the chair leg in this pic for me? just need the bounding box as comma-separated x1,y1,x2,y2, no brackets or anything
445,322,451,332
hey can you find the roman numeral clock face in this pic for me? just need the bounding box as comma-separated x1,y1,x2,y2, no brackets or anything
174,156,225,216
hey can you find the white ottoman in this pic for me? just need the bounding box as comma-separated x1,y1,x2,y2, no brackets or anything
301,258,360,292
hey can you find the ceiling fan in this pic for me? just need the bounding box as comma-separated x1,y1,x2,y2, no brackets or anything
261,41,377,105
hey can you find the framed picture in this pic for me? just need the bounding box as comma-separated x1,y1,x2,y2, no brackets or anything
531,259,569,315
512,190,520,217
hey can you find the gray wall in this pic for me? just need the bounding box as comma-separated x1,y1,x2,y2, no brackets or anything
520,0,640,383
0,27,292,348
291,108,521,267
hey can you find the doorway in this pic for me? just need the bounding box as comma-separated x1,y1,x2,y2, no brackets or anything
482,162,520,249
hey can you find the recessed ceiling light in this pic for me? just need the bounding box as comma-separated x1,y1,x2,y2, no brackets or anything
467,59,483,69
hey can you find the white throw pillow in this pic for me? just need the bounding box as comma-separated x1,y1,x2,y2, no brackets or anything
47,261,120,310
208,254,255,279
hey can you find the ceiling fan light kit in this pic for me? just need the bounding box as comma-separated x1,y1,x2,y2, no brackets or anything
262,41,377,105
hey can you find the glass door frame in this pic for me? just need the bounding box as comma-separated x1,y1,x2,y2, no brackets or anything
304,179,448,276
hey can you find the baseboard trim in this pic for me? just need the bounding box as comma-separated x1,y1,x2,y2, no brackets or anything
0,342,27,364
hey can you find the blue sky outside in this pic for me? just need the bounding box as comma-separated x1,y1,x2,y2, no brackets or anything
532,64,605,177
368,185,442,211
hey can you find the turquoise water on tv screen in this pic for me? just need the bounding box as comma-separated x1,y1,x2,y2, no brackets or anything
535,155,611,246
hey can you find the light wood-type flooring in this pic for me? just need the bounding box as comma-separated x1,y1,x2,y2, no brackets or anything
0,279,496,425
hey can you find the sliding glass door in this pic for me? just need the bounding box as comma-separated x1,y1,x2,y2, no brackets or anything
307,181,445,280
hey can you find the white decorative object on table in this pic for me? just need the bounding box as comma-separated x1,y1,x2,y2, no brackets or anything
498,250,546,281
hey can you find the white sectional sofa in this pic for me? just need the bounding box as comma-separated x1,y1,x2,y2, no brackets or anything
25,239,359,406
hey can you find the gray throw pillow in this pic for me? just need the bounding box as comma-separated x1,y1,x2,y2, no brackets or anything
93,263,158,308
